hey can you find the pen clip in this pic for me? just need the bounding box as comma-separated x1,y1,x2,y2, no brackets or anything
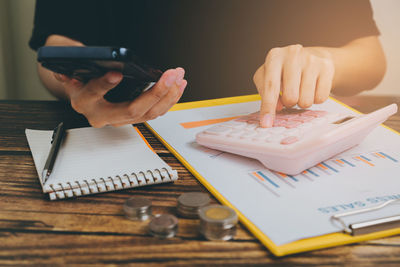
51,123,63,144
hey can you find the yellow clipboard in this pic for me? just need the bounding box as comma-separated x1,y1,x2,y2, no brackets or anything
145,94,400,256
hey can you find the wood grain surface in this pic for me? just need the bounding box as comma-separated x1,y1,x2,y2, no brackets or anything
0,96,399,266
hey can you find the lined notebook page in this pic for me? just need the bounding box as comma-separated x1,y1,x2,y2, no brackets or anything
26,125,176,193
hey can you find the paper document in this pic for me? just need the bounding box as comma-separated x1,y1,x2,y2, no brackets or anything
147,98,400,245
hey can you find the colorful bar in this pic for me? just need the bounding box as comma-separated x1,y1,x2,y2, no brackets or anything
306,169,319,177
374,152,385,158
355,156,374,166
321,162,338,173
360,155,371,162
288,175,298,182
318,163,328,170
341,159,355,167
180,116,239,129
257,171,279,188
332,160,343,168
276,172,287,178
335,159,344,165
379,152,398,162
252,172,265,182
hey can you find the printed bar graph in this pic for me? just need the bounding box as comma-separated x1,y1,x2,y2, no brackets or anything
355,156,374,166
378,152,398,162
321,162,338,173
306,169,319,177
252,171,279,188
340,158,355,167
360,155,371,161
249,150,399,197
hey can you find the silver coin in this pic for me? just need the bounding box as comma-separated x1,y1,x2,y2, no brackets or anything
178,192,211,207
123,197,152,221
177,192,211,218
148,214,178,238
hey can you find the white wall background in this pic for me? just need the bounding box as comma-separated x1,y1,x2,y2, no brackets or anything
0,0,399,100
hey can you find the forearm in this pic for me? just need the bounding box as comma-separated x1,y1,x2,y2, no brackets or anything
313,36,386,96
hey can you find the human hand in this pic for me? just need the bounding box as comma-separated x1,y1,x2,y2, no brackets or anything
55,67,187,127
253,44,335,127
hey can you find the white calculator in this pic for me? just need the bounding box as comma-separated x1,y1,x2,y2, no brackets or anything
196,104,398,175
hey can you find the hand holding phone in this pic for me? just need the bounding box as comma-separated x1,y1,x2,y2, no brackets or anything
56,67,187,128
37,45,187,127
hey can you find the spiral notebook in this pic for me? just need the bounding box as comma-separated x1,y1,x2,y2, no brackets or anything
26,125,178,200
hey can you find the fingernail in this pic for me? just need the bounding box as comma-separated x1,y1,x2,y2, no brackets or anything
165,72,177,87
179,80,187,93
107,74,121,84
175,68,185,85
261,114,274,128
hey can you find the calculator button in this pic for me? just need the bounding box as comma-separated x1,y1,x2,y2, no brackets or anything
282,120,302,129
275,114,289,121
285,114,301,120
280,136,299,145
204,126,231,135
303,110,328,117
273,119,287,127
300,110,315,117
292,115,314,123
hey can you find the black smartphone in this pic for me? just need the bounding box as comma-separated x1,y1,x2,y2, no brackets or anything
37,46,162,102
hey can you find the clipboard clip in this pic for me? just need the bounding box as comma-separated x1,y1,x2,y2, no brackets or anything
331,199,400,236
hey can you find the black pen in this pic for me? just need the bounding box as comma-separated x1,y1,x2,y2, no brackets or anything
42,122,66,185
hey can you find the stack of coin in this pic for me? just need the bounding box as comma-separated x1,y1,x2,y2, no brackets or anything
123,197,152,221
177,192,211,218
148,214,178,238
198,204,238,241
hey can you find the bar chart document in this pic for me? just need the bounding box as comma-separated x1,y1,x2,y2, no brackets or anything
146,95,400,256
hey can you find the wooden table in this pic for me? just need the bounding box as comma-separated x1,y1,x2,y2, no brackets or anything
1,96,399,266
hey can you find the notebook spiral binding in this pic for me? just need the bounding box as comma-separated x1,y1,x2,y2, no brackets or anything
48,168,178,200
